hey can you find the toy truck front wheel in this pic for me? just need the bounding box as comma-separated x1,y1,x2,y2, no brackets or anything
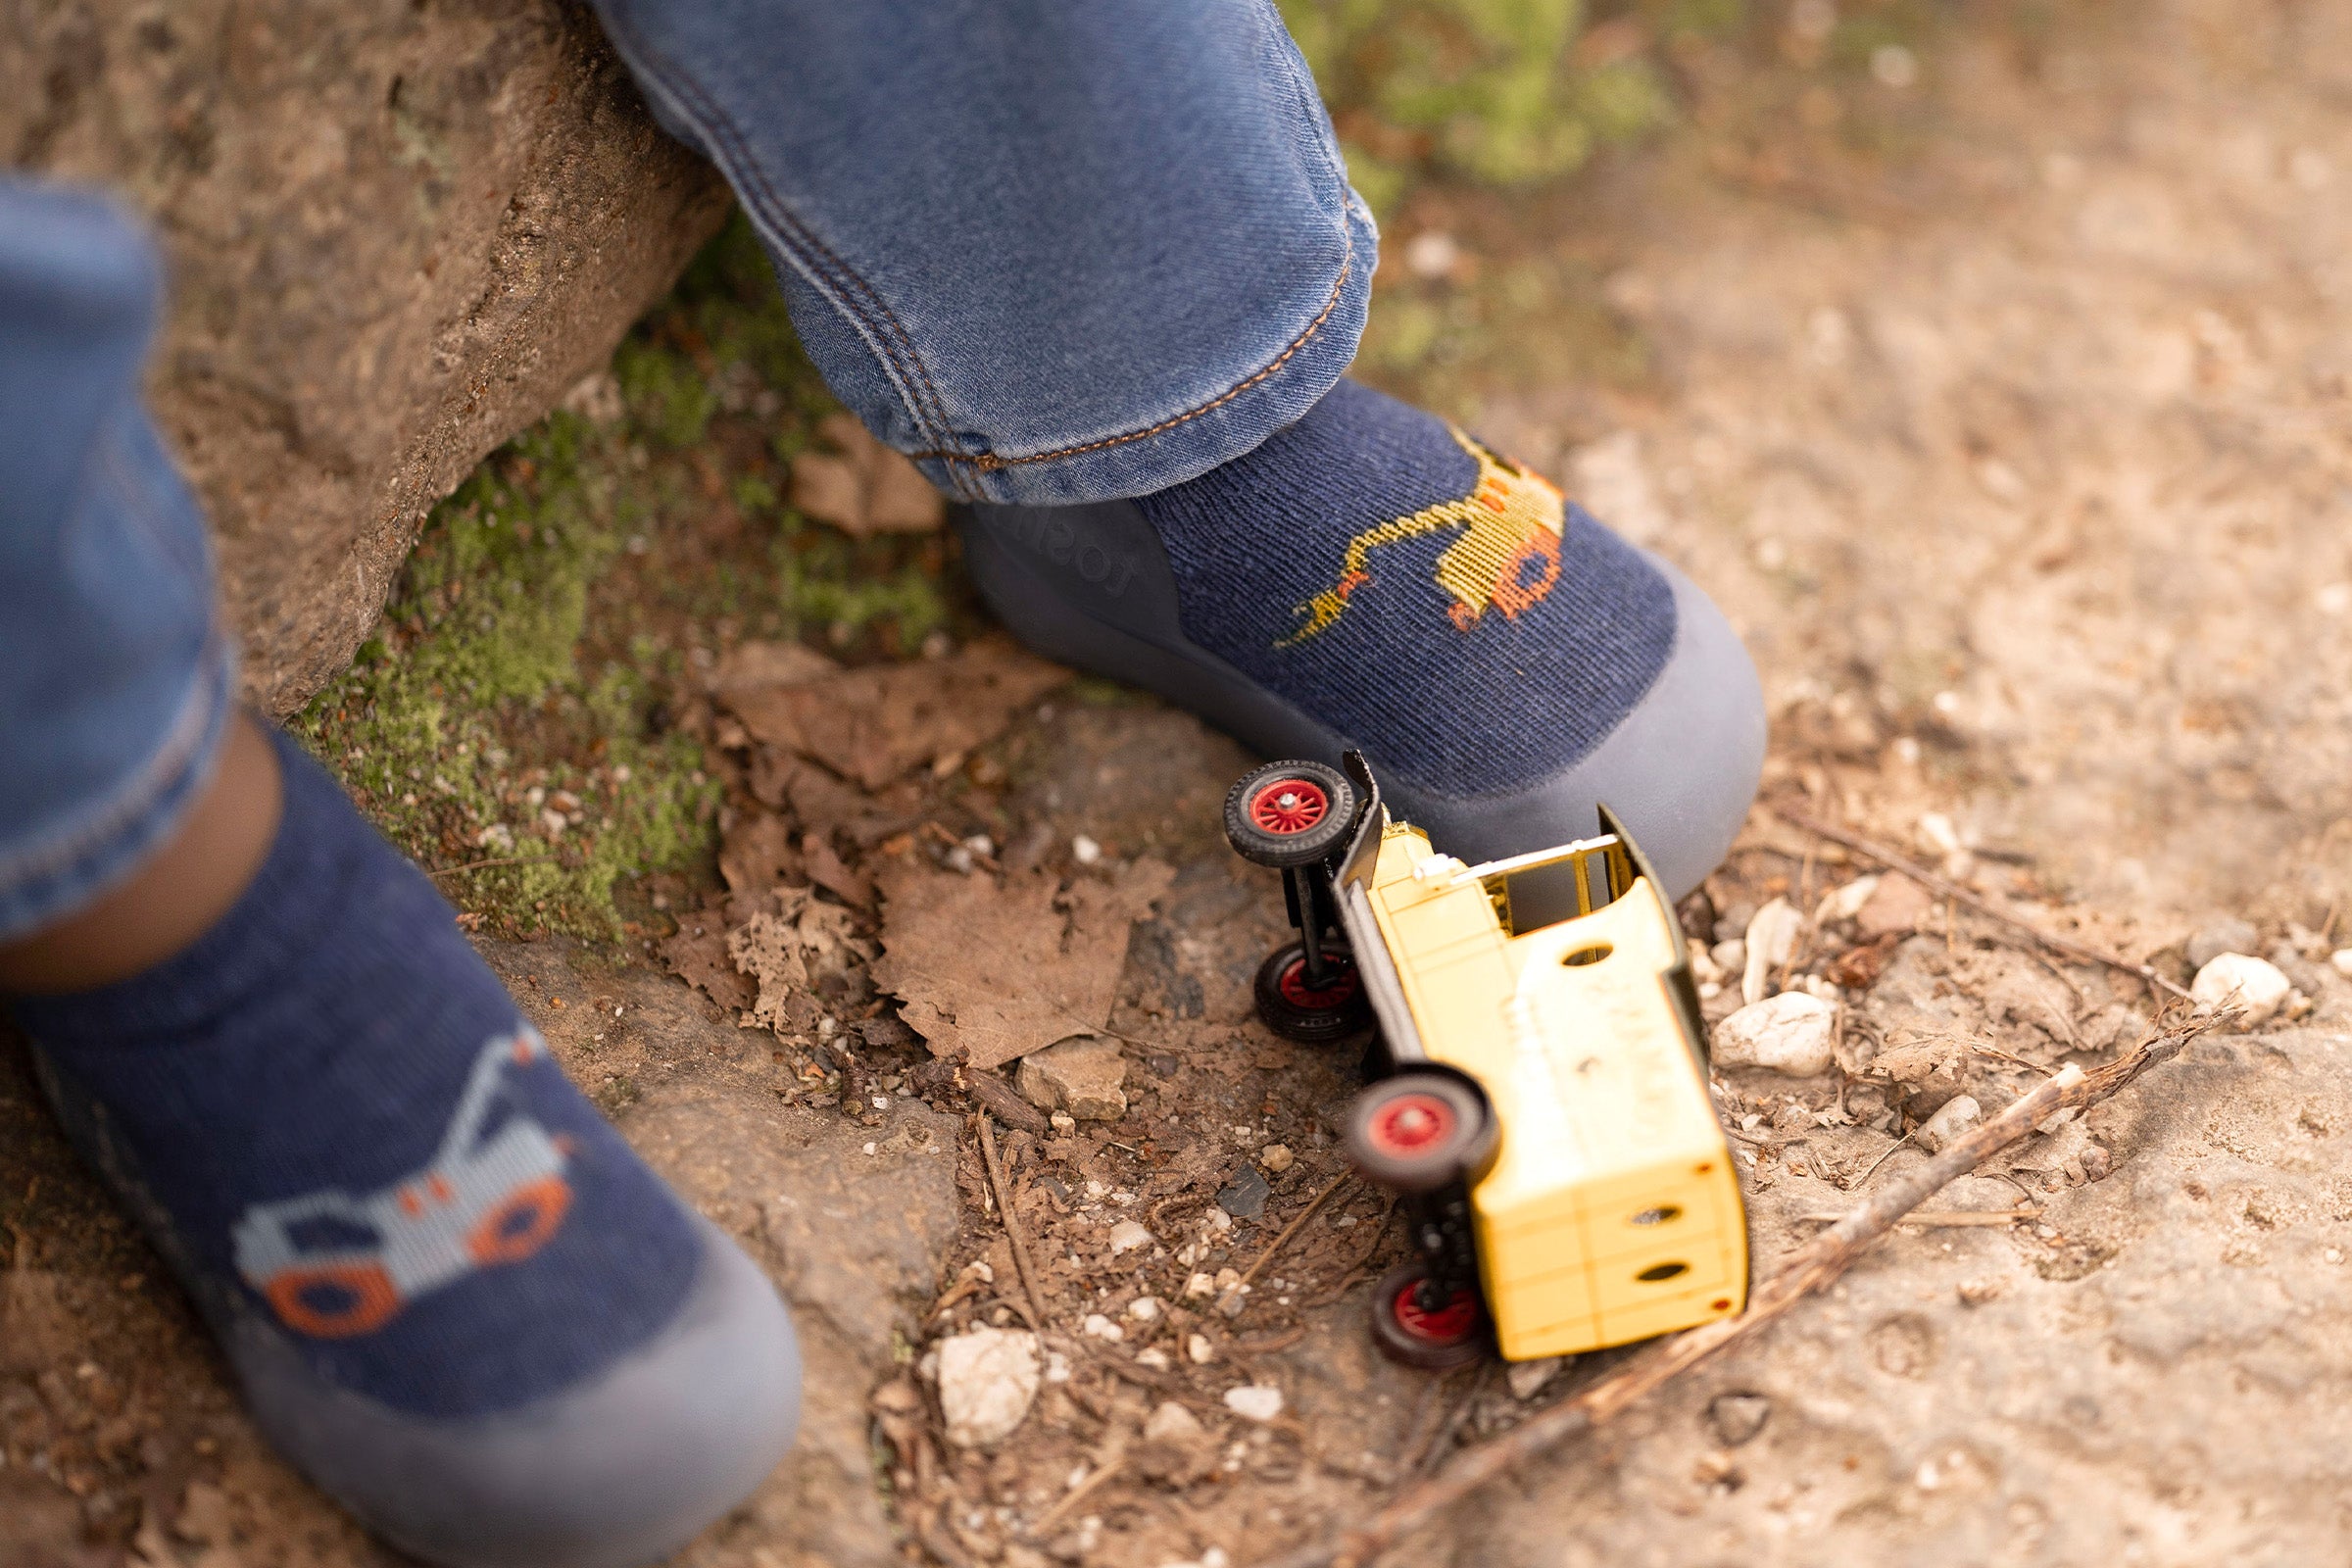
1222,760,1358,868
1345,1072,1498,1194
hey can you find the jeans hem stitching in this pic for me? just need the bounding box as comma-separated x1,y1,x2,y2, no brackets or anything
908,220,1357,476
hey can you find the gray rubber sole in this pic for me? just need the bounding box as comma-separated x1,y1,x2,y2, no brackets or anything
957,499,1765,900
231,1214,802,1568
28,1046,802,1568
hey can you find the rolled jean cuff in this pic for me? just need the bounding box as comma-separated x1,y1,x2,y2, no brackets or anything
0,635,234,943
592,0,1375,507
907,192,1374,506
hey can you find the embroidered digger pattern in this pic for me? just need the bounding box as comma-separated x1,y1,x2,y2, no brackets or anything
1278,429,1567,647
231,1028,575,1339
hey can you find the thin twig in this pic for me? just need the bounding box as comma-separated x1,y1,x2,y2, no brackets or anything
425,853,558,878
1969,1041,2055,1077
1220,1174,1352,1315
1302,1196,1400,1307
1771,806,2193,1001
1795,1208,2039,1228
1025,1453,1128,1540
1842,1128,1915,1190
977,1114,1046,1329
1250,1011,2211,1568
1407,1362,1494,1478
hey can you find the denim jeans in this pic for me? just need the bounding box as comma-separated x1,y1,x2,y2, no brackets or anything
0,179,235,941
0,6,1373,939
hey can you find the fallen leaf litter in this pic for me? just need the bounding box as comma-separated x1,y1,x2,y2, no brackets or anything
640,600,2322,1568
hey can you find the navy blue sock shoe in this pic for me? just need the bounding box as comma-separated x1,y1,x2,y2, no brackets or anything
956,379,1765,897
4,729,799,1568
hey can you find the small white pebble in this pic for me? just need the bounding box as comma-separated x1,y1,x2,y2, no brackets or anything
1188,1333,1214,1365
1045,1351,1072,1384
1081,1313,1125,1342
1050,1110,1077,1133
2331,949,2352,978
1108,1219,1154,1255
945,846,976,875
1403,229,1459,278
962,833,995,858
1135,1347,1172,1370
1127,1296,1162,1321
1870,42,1919,88
1184,1272,1216,1298
860,1142,877,1155
1071,833,1103,865
1224,1384,1285,1423
1259,1143,1295,1173
2192,953,2292,1025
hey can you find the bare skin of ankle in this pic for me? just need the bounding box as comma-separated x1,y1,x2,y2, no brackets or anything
0,710,283,995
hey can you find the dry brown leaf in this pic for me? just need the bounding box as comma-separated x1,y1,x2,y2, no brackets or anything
707,638,840,696
722,638,1068,790
720,810,800,897
781,756,927,848
729,886,877,1035
660,919,757,1014
804,830,874,907
789,412,946,536
873,857,1175,1069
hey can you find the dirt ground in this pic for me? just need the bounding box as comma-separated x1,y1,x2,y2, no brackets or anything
11,1,2352,1564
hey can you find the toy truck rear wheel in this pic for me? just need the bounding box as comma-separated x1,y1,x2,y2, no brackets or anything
1253,940,1372,1044
1224,760,1358,868
1345,1072,1498,1193
1369,1262,1490,1370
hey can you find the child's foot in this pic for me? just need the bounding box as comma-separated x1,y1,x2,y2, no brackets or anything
956,379,1764,896
5,730,799,1568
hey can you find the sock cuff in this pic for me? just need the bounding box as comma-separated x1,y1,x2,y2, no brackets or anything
8,727,428,1043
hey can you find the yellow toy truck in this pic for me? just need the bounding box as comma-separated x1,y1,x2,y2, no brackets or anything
1223,753,1748,1369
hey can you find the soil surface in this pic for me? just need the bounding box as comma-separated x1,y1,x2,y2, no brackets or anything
10,3,2352,1566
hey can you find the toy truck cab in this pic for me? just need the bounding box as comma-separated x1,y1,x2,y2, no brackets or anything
1224,754,1747,1367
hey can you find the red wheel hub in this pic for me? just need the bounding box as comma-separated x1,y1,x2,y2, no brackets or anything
1367,1092,1455,1158
1278,954,1358,1009
1391,1276,1481,1345
1249,777,1329,836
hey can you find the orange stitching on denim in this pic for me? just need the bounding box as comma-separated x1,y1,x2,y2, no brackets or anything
908,223,1358,474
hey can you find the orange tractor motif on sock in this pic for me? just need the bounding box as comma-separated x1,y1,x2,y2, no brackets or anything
1279,428,1567,647
231,1028,576,1339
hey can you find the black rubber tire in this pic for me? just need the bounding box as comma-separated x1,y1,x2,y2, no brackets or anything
1368,1262,1491,1371
1345,1072,1497,1194
1253,941,1373,1045
1224,760,1358,868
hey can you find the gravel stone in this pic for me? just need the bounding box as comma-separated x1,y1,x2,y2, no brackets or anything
1915,1094,1983,1153
1707,1393,1773,1447
1742,897,1803,1004
1713,993,1839,1077
2192,953,2292,1025
1015,1036,1129,1120
937,1327,1041,1448
1217,1164,1271,1219
1224,1385,1286,1423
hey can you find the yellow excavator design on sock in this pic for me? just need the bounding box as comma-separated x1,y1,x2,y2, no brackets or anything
1278,429,1567,647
